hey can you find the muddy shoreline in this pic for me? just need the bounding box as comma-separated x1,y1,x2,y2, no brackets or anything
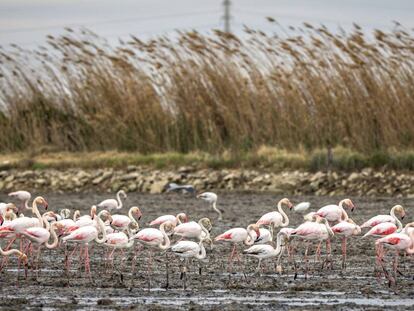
0,192,413,310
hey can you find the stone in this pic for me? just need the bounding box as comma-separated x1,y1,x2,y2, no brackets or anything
150,181,167,194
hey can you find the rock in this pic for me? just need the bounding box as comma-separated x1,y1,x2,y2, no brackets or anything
120,172,139,181
92,171,113,185
348,172,359,182
150,181,167,194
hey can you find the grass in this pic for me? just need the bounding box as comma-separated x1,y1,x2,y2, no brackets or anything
2,147,414,171
0,23,414,156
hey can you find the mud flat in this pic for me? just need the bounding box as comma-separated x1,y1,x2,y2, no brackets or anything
0,192,413,310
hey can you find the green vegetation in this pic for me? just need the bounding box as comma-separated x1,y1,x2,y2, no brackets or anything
2,147,414,171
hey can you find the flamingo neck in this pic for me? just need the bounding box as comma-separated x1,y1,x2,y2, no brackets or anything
73,210,80,221
211,201,222,221
274,234,284,256
159,224,170,250
195,241,206,260
24,198,30,211
32,200,44,228
116,191,123,209
0,246,24,258
94,213,107,244
324,220,335,238
338,200,349,221
395,217,403,232
244,228,255,246
198,220,210,240
278,201,289,227
45,225,59,249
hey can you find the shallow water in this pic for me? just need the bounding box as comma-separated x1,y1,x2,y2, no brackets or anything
0,192,413,310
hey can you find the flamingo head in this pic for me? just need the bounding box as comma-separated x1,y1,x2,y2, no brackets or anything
200,217,212,232
280,198,294,210
129,221,140,233
162,221,176,234
197,192,217,204
131,206,142,220
52,222,65,231
277,231,289,246
19,253,28,264
342,199,355,212
119,190,127,199
35,197,48,210
60,208,71,219
44,211,58,221
177,212,188,223
394,205,405,219
5,203,18,213
90,205,97,219
248,224,261,238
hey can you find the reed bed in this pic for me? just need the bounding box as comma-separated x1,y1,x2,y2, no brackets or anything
1,23,414,158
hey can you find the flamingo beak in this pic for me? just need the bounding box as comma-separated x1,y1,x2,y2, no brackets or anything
0,215,3,226
402,213,405,220
255,229,260,238
44,201,49,210
351,205,355,212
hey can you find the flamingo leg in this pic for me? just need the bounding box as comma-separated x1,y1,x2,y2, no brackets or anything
304,242,310,279
393,250,399,284
85,245,92,281
147,249,153,290
341,237,347,270
315,242,322,263
182,258,188,290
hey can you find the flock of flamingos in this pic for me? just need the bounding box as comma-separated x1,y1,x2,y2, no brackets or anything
0,189,413,289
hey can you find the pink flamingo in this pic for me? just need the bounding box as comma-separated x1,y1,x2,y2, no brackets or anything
111,206,142,231
66,206,97,232
375,222,414,286
173,218,212,241
61,210,108,278
316,198,355,223
97,190,127,211
8,190,31,215
130,221,175,288
331,219,361,269
290,215,334,278
150,212,187,226
215,224,260,271
256,198,293,238
361,205,405,229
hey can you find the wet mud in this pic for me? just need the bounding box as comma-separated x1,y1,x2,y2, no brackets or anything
0,192,413,310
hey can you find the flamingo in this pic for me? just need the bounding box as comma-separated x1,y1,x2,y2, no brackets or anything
375,222,414,286
243,231,287,273
56,208,71,221
61,210,108,278
293,202,311,213
97,190,127,211
130,221,175,288
111,206,142,231
8,190,31,214
290,215,334,277
0,203,18,217
251,228,273,245
331,219,361,269
215,224,260,271
361,205,405,229
171,237,211,289
173,218,212,241
150,212,187,227
256,198,293,238
315,198,355,223
197,192,222,220
363,218,403,238
104,223,136,271
67,206,97,232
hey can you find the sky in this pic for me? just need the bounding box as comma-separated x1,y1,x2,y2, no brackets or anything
0,0,413,47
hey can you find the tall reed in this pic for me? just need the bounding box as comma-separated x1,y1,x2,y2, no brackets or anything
1,24,413,155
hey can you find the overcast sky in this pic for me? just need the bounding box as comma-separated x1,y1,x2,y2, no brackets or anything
1,0,413,47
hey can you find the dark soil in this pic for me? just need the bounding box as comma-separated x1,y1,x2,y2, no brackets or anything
0,192,413,310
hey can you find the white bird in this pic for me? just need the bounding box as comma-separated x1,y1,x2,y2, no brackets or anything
197,192,222,220
97,190,127,211
8,190,31,214
293,202,311,213
173,218,212,241
243,231,287,271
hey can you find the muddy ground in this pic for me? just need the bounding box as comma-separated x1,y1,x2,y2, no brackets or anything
0,192,413,310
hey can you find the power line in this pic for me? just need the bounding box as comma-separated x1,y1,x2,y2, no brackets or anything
0,9,221,35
